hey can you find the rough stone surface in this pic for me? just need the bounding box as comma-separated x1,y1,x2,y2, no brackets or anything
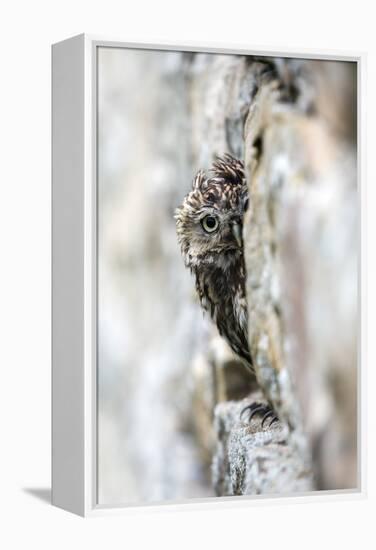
212,395,313,496
98,50,357,502
202,57,356,495
242,60,357,490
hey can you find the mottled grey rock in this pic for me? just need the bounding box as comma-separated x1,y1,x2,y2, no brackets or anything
212,396,313,496
210,58,356,496
242,60,357,491
98,50,357,503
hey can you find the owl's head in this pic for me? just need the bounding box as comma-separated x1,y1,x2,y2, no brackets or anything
175,154,248,268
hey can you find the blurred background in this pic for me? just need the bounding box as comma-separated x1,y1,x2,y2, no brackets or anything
98,48,214,504
97,47,358,505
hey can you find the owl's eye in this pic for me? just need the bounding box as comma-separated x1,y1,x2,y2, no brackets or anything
201,215,219,233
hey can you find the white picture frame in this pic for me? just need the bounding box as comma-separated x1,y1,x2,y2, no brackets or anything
52,34,365,517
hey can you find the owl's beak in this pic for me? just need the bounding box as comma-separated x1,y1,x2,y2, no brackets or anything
231,222,242,247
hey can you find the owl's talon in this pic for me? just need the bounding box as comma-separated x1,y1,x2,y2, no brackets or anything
247,405,266,423
269,415,279,427
240,402,261,422
261,410,278,428
240,402,279,429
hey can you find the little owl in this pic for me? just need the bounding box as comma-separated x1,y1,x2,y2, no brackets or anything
175,153,277,427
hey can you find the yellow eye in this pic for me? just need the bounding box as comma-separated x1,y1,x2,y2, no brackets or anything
201,215,219,233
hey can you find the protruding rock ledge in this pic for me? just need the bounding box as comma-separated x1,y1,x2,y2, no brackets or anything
212,395,314,496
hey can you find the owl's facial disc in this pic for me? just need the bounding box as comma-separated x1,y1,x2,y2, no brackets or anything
197,208,243,254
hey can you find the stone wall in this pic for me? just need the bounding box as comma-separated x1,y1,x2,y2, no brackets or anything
189,56,357,494
98,49,357,503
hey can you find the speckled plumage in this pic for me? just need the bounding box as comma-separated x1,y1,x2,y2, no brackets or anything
175,154,252,368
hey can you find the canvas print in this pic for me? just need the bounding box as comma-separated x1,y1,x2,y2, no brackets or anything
97,46,358,505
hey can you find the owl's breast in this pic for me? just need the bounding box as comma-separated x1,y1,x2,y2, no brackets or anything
193,259,251,365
